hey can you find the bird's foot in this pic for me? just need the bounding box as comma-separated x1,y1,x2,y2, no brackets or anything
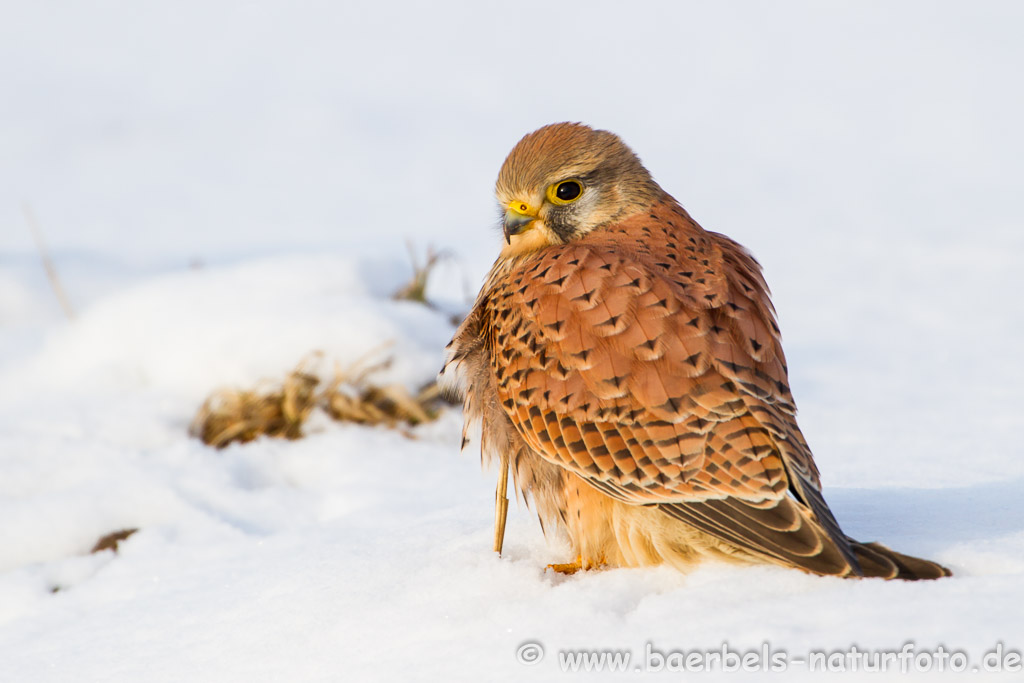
546,555,603,575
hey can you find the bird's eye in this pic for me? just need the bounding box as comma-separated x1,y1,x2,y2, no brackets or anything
556,181,581,201
548,179,583,205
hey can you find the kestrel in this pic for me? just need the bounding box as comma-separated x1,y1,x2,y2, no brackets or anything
441,123,949,580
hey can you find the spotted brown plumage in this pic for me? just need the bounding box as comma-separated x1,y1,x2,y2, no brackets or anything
441,122,950,580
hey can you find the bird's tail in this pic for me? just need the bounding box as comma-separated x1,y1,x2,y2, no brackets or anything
848,539,951,580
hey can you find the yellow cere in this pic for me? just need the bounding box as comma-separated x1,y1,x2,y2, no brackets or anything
508,200,534,216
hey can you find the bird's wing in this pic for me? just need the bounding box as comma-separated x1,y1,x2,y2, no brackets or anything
488,207,860,574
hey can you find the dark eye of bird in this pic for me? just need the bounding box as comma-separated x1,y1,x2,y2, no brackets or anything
555,180,582,202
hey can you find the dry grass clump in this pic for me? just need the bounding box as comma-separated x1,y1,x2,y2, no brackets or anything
323,374,441,428
191,365,319,447
191,353,445,449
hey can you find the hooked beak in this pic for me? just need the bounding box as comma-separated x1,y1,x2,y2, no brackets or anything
503,201,538,244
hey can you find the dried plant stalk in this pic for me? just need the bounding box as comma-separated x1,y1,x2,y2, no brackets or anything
494,453,510,555
392,243,449,304
23,203,75,320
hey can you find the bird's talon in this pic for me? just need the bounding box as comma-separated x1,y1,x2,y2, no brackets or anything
547,561,582,575
546,555,603,574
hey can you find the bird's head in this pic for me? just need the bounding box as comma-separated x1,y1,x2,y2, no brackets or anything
495,122,665,256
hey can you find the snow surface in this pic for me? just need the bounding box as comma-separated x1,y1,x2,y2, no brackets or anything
2,1,1023,681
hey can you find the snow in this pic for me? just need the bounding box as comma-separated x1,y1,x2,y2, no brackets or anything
2,1,1023,681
